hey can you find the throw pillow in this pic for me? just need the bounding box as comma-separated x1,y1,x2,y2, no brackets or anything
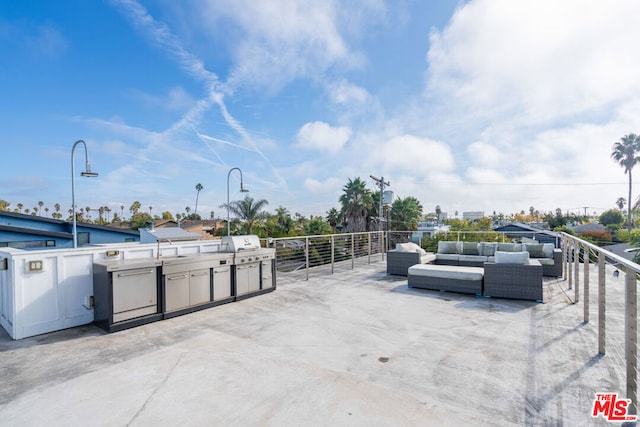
479,242,497,256
494,250,530,264
524,243,545,258
497,243,517,252
461,242,479,255
542,243,554,259
437,241,459,254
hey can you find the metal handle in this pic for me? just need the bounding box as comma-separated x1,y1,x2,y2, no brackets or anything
214,268,230,273
117,269,154,278
190,272,209,277
167,275,188,280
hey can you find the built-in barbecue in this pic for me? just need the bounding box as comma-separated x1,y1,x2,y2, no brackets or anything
221,235,276,300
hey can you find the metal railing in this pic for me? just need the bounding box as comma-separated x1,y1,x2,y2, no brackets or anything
265,231,385,281
560,232,639,415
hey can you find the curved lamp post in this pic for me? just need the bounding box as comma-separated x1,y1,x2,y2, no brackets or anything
71,140,98,248
226,167,249,236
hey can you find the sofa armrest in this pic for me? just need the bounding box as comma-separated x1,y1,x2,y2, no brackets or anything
483,261,544,301
387,251,422,276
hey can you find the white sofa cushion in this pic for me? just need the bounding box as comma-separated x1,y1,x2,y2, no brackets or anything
408,264,484,281
435,253,459,262
396,242,426,255
542,243,554,259
494,250,530,264
458,255,488,263
479,242,498,256
437,241,459,254
461,242,479,255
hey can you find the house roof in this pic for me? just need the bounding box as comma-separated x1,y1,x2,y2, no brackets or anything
140,227,201,241
0,211,140,236
493,222,557,236
0,225,72,239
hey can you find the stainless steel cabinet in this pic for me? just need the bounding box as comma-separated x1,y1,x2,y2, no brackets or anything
261,260,273,290
213,266,231,300
189,269,211,305
93,259,162,333
165,271,190,312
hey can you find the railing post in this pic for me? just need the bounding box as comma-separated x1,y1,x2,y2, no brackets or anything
568,239,573,290
331,235,335,275
583,244,589,322
305,236,309,281
351,234,355,269
368,232,371,264
598,251,606,355
625,268,637,416
574,241,580,303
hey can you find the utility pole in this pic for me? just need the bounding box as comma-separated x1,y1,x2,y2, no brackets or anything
370,175,390,231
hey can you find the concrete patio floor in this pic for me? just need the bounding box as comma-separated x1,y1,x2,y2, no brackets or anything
0,260,632,426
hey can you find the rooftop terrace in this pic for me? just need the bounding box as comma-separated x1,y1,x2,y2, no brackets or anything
0,255,630,426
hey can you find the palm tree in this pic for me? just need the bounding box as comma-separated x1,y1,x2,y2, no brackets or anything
17,203,23,213
120,204,125,220
339,177,373,233
44,207,49,217
194,183,203,215
390,197,423,231
325,207,342,232
54,203,61,215
616,197,626,211
129,201,141,216
38,201,44,216
611,133,640,232
275,206,293,236
221,195,269,234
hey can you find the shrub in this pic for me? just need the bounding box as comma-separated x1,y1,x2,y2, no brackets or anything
578,230,612,246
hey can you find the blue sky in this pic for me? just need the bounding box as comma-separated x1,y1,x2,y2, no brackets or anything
2,0,640,221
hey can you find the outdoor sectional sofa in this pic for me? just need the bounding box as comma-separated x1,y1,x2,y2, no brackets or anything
408,250,545,302
434,241,562,277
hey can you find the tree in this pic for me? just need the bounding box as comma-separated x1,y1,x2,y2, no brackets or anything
0,199,9,211
305,217,332,236
274,206,293,236
616,197,626,211
162,211,174,220
38,201,44,216
339,177,373,233
326,207,342,232
611,133,640,232
600,209,624,226
435,205,442,222
120,204,125,220
390,196,423,231
129,201,141,216
17,203,23,213
194,183,203,215
221,195,269,234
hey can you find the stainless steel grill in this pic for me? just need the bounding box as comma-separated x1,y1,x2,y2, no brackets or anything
221,235,276,299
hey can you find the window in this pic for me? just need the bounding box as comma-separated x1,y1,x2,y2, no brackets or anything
1,240,56,249
125,237,136,242
77,232,90,246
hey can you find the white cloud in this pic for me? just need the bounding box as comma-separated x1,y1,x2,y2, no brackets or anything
327,79,370,105
295,121,352,153
427,0,640,124
196,0,382,92
363,134,455,172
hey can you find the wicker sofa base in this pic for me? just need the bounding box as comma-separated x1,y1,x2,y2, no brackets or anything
483,262,544,302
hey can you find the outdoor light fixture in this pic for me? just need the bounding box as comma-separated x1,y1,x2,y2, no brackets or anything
227,167,249,236
71,139,98,248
